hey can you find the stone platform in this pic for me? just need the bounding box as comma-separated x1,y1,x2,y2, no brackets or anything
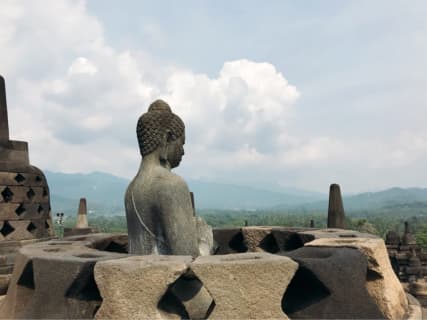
0,228,419,319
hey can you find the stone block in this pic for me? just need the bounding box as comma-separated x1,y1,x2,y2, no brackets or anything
0,145,29,167
212,227,377,255
0,237,125,319
0,172,47,187
241,226,276,252
191,252,298,319
64,227,98,237
306,237,408,319
65,233,128,254
271,227,313,251
212,228,248,254
0,219,51,241
1,220,34,240
94,255,193,319
0,186,45,204
0,202,50,220
283,246,385,319
298,228,377,240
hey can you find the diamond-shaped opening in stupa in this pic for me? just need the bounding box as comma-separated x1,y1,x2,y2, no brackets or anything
14,173,26,183
0,221,15,237
27,222,37,233
27,188,36,200
1,187,14,202
15,203,26,216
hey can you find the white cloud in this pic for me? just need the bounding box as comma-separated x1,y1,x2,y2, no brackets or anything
68,57,98,76
81,114,112,131
1,0,427,193
0,1,300,179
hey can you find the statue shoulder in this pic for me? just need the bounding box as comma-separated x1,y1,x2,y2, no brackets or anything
162,172,190,192
151,171,190,202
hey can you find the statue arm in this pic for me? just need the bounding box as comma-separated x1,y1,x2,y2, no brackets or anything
158,175,200,256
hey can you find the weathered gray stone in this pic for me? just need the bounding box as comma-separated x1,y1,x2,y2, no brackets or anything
0,219,52,241
191,252,298,319
125,100,211,256
0,76,54,304
0,234,126,319
64,227,97,237
241,226,275,252
168,272,214,319
196,216,214,256
0,76,9,144
297,227,377,241
212,227,377,254
0,172,47,187
327,183,346,228
0,203,50,220
406,293,422,320
0,76,54,248
65,233,128,254
0,294,5,308
409,278,427,300
306,237,408,319
283,246,385,319
0,186,45,204
0,274,10,295
94,255,192,319
271,227,314,252
212,228,248,254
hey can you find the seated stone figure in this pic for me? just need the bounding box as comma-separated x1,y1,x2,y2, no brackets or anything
125,99,212,256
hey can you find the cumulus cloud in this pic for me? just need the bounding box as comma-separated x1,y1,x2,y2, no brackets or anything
0,0,301,179
1,0,426,193
68,57,98,76
163,59,299,152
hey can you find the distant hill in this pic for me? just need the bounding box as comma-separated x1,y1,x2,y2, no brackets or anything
45,171,128,216
44,171,427,217
186,180,324,210
44,171,325,215
346,187,427,210
274,187,427,214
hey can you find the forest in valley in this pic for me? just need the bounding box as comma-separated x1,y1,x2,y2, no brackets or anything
55,202,427,249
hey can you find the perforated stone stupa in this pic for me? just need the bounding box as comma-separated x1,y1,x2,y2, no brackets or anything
0,75,53,242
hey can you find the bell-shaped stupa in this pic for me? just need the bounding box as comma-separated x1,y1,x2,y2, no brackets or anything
0,75,53,242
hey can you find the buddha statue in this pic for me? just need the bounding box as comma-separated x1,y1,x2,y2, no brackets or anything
125,100,212,256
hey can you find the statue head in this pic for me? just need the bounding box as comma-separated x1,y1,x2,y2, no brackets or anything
137,99,185,168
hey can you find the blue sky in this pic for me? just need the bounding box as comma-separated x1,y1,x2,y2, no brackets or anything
0,1,426,193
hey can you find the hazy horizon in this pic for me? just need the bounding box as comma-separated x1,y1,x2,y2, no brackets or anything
43,169,427,196
1,1,427,193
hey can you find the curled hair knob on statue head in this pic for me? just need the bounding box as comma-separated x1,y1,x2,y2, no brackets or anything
147,99,172,113
136,99,185,157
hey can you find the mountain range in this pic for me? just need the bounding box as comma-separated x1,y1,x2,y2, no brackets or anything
44,171,427,217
